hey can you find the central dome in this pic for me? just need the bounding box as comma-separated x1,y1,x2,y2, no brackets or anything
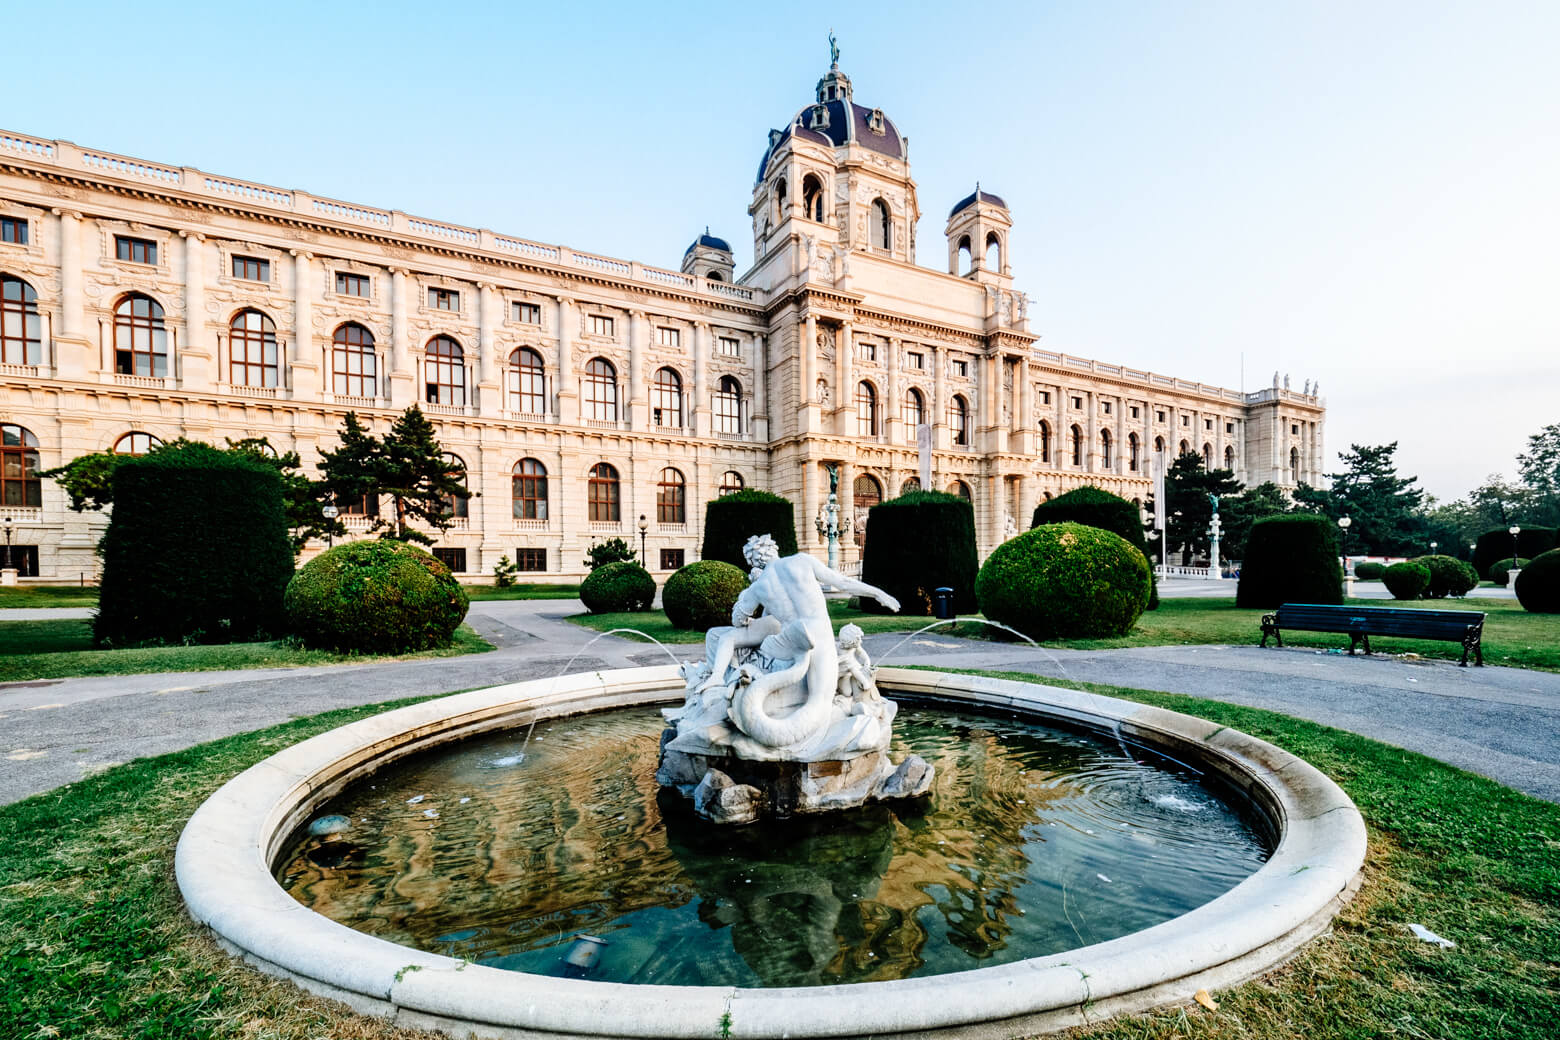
756,62,907,184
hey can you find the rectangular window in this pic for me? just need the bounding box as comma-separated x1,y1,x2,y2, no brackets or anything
513,301,541,324
1205,418,1213,430
1292,424,1300,435
860,341,877,361
336,271,369,297
339,493,379,517
1156,410,1166,422
718,336,740,357
660,548,685,571
590,314,615,337
907,351,924,370
1071,396,1083,409
0,217,27,245
432,548,467,573
1130,406,1140,418
1226,422,1235,434
1039,390,1050,404
232,255,269,281
657,326,680,347
951,359,967,377
429,288,460,311
1103,401,1112,415
516,548,547,572
1181,415,1190,426
116,235,156,264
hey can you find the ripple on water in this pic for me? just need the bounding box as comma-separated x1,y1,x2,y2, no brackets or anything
276,703,1271,988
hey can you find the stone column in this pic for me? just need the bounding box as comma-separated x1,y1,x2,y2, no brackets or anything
1086,392,1098,473
627,310,646,429
837,320,854,436
885,336,900,446
751,332,769,441
476,283,499,415
557,297,577,423
1115,395,1126,475
389,268,412,403
801,314,818,435
1013,356,1033,455
932,344,945,452
291,251,316,394
176,232,206,388
1054,387,1066,471
53,210,89,379
801,456,820,548
693,321,710,437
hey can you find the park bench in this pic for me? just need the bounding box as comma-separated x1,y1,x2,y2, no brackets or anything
1259,603,1486,666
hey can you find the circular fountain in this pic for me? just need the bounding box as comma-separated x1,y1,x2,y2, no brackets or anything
177,545,1365,1038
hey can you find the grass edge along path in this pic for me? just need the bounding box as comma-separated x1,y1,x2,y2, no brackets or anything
0,622,493,683
1,676,1556,1039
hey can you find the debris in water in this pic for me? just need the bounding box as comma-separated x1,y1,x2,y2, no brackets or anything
422,808,439,819
307,814,351,838
1097,874,1112,883
459,797,471,804
1408,923,1455,948
406,795,426,805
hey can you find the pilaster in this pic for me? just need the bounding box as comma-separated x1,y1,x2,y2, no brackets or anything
290,250,318,396
751,332,769,441
836,319,854,436
475,283,498,414
557,296,578,424
627,310,646,429
51,210,89,379
692,321,710,437
389,268,412,403
179,232,211,389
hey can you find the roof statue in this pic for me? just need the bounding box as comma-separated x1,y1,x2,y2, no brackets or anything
829,29,840,67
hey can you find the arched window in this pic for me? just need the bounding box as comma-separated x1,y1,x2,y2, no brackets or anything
949,479,972,502
228,309,278,388
584,357,618,422
1129,433,1141,472
957,235,972,275
871,198,891,250
587,462,620,522
1290,447,1300,483
901,475,921,493
802,174,825,223
507,348,546,414
1,275,42,365
425,335,466,405
114,294,168,377
985,232,1002,273
441,453,468,519
719,470,744,495
1070,424,1083,466
1179,439,1190,457
714,375,743,434
707,272,722,282
1225,445,1236,471
512,458,548,520
114,432,161,456
652,366,683,427
904,387,924,429
774,177,788,221
852,473,882,546
1038,419,1051,462
949,395,970,446
332,323,377,397
1100,429,1113,469
1154,435,1165,456
0,423,41,507
856,381,878,437
1202,442,1213,468
657,467,686,524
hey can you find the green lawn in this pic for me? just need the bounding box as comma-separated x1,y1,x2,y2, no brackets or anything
568,597,1560,670
0,619,492,682
464,582,580,601
0,585,100,609
1,676,1555,1039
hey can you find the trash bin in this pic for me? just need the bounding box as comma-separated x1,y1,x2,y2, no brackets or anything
932,587,955,620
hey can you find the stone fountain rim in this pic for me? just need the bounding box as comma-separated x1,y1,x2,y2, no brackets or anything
176,665,1366,1040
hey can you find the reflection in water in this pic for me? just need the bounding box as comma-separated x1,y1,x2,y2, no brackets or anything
277,704,1270,988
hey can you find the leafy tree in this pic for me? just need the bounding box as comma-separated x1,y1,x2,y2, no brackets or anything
225,438,341,552
318,408,471,546
1220,482,1292,560
1144,451,1243,564
1292,443,1428,557
1516,422,1560,526
39,451,126,511
584,537,637,570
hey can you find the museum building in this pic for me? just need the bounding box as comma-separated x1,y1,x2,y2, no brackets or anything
0,56,1325,581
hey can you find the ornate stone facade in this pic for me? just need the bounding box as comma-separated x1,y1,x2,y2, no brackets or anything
0,61,1324,582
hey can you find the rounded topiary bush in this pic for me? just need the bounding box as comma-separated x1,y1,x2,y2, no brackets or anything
1487,557,1531,588
1032,485,1159,610
579,560,655,614
1409,554,1478,598
974,522,1151,640
700,490,798,571
663,560,747,630
860,490,979,615
1514,549,1560,613
1473,526,1556,580
1353,561,1386,581
1382,561,1431,600
96,441,294,646
284,539,469,653
1235,514,1342,608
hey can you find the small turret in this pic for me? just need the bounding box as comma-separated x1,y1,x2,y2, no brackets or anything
681,228,735,282
945,184,1013,287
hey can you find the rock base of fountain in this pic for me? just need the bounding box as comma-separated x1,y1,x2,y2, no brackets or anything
656,736,932,825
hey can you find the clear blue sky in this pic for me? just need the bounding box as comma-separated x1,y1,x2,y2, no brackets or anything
6,1,1556,501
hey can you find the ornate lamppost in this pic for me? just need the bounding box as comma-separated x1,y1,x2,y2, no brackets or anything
1510,525,1521,578
638,514,649,567
1205,494,1223,579
321,503,339,549
813,463,852,572
1337,516,1352,576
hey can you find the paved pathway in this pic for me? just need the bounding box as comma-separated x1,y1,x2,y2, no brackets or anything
3,598,1556,806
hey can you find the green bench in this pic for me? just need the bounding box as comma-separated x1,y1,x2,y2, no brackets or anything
1259,603,1486,666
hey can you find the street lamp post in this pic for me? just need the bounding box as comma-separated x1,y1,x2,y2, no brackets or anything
1430,540,1438,557
638,514,649,568
813,499,852,572
321,504,339,549
1337,516,1352,576
1510,525,1521,575
0,515,16,587
2,516,11,571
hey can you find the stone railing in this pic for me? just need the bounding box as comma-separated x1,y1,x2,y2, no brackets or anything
1156,565,1219,579
0,129,763,307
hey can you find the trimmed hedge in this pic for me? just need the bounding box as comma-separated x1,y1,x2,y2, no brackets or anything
95,442,294,646
580,560,655,613
1382,561,1431,600
1514,549,1560,613
860,490,979,615
1353,561,1386,580
974,522,1150,640
1473,527,1555,579
1031,485,1159,610
1409,554,1478,598
701,490,798,570
1235,514,1342,608
283,540,469,653
663,560,748,630
1488,558,1531,588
